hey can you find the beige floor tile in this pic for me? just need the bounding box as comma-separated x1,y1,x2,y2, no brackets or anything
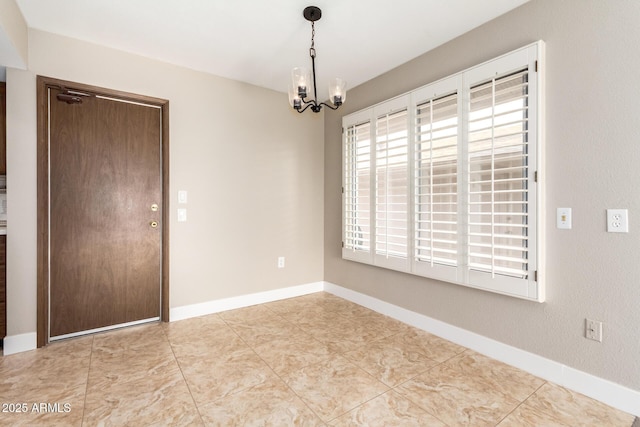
338,304,413,338
297,315,396,354
218,303,278,323
498,382,636,427
269,293,361,323
0,335,92,377
84,324,200,425
338,313,411,343
0,383,87,427
88,344,178,390
331,390,447,426
91,322,166,351
398,364,521,426
260,297,305,315
225,315,311,347
83,365,201,426
0,337,92,402
168,325,247,360
283,355,389,422
199,377,324,426
263,294,335,316
330,301,386,318
388,328,466,363
443,350,545,401
162,313,228,343
179,346,278,406
0,293,634,426
91,334,173,361
312,294,365,314
343,335,440,387
497,403,575,426
285,309,345,331
251,334,337,376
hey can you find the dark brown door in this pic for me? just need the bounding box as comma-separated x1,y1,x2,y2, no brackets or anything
48,88,162,338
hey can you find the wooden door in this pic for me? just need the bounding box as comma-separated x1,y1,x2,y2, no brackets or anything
48,87,163,338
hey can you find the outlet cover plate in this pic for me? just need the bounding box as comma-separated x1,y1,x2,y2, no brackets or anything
585,318,603,342
607,209,628,233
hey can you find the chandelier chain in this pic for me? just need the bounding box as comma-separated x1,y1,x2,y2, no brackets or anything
309,21,316,58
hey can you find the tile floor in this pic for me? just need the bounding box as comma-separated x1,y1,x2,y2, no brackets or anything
0,292,636,426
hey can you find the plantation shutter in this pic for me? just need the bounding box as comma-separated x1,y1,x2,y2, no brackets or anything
467,68,531,280
342,42,542,301
414,92,459,270
375,107,409,263
343,120,372,262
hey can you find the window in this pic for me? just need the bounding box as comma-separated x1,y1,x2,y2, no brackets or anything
342,42,544,301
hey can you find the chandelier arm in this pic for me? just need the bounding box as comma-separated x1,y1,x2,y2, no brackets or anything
318,101,340,111
296,103,315,114
300,96,319,107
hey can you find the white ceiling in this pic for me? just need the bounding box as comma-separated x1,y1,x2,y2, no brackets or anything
14,0,530,94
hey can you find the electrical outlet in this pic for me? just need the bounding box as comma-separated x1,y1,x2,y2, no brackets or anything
277,257,285,269
607,209,628,233
585,318,602,342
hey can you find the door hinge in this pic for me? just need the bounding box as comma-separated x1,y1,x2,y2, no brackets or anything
534,171,538,182
341,241,345,248
341,186,344,194
535,60,538,72
534,270,538,282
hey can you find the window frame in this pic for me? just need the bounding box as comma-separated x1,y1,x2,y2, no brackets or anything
342,41,545,302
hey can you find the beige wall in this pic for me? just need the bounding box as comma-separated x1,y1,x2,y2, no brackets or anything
324,0,640,391
0,0,28,70
6,29,324,337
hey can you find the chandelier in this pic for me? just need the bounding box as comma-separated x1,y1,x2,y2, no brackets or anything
288,6,347,113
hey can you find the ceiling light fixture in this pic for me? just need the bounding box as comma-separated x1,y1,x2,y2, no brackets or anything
288,6,346,113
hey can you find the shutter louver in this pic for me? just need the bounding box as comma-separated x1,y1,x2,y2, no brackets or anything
344,122,372,253
376,109,409,259
468,68,530,279
415,93,458,267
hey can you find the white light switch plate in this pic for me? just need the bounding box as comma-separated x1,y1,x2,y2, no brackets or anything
557,208,572,229
177,208,187,222
178,190,188,204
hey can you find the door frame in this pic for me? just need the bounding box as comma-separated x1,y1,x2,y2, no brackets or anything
36,76,170,347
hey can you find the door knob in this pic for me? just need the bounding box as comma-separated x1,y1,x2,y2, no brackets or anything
150,220,159,228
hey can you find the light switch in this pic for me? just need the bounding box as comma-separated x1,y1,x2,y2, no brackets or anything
178,190,188,204
177,208,187,222
557,208,572,229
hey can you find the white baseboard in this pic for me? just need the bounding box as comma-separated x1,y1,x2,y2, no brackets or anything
3,332,37,355
169,281,324,322
323,281,640,417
